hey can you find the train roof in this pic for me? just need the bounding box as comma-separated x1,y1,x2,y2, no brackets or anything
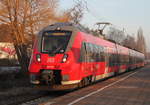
38,22,144,55
38,22,88,36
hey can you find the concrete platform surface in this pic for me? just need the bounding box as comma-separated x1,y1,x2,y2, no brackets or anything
41,65,150,105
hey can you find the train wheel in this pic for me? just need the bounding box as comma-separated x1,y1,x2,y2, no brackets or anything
78,77,90,88
83,77,90,87
114,71,119,76
78,81,83,88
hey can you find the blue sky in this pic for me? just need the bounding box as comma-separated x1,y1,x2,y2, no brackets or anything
60,0,150,50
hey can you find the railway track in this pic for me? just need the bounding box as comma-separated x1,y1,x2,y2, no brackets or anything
0,90,46,105
1,66,148,105
0,88,70,105
20,91,70,105
23,66,148,105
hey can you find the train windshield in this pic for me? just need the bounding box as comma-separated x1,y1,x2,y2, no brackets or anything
41,31,71,54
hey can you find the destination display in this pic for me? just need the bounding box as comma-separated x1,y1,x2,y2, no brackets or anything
44,32,67,36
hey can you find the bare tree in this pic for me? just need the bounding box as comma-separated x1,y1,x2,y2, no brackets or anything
122,34,137,49
136,27,146,53
0,24,12,42
0,0,64,72
106,27,126,44
67,0,85,24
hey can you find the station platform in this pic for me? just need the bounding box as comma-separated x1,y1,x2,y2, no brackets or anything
41,65,150,105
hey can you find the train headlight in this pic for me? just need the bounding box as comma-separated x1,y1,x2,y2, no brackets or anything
56,27,61,30
36,54,41,62
62,54,68,63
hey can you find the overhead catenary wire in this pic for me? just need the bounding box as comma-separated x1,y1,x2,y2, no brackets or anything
72,0,128,35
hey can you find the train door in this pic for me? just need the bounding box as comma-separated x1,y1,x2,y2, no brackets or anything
115,44,120,74
80,42,89,77
80,42,94,81
104,48,109,75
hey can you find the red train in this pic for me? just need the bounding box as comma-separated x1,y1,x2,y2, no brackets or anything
28,23,145,90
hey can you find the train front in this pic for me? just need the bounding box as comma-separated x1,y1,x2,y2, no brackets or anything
28,23,81,90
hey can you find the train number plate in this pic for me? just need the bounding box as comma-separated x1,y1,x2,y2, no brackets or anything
47,58,55,63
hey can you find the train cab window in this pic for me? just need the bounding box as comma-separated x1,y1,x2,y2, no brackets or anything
41,31,71,54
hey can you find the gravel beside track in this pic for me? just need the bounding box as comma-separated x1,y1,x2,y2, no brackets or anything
0,87,70,105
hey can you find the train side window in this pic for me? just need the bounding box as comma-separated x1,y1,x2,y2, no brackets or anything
100,46,105,61
93,44,98,62
111,54,115,66
89,43,94,53
85,43,91,53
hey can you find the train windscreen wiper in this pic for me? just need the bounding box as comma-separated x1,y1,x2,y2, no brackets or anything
51,44,65,54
